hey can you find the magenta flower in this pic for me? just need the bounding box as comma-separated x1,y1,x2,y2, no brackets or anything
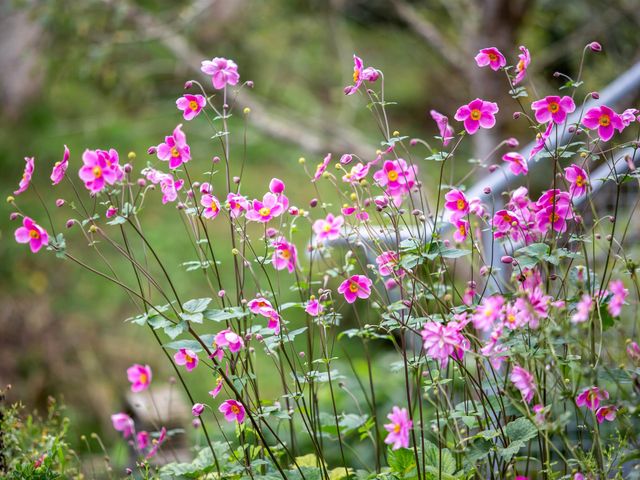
176,94,206,121
15,217,49,253
607,279,628,317
375,251,401,277
621,108,638,126
248,297,273,315
510,365,536,403
79,149,121,193
159,175,184,204
201,57,240,90
502,152,528,176
136,431,150,450
454,98,499,135
531,96,575,124
127,364,152,393
305,296,324,316
576,386,609,411
337,275,372,303
269,178,285,194
453,219,469,243
626,341,640,363
514,46,531,85
313,153,332,182
571,294,593,324
214,329,244,353
444,189,470,222
106,206,118,218
342,162,371,184
267,309,281,334
157,124,191,169
582,105,624,142
14,156,35,195
472,295,504,332
430,110,454,146
218,399,246,424
535,204,570,233
529,121,553,160
192,403,205,417
474,47,506,71
209,375,224,398
201,194,221,219
51,146,69,185
372,159,418,196
313,213,344,242
111,413,134,438
344,55,378,95
146,427,167,459
226,192,249,218
595,405,617,424
383,406,412,450
246,192,284,222
174,348,199,371
272,237,298,273
564,164,589,197
421,321,469,368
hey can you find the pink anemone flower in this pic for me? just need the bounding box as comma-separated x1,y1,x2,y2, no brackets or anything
510,365,536,403
305,296,324,316
201,194,221,219
219,399,246,424
272,237,298,273
531,96,575,124
502,152,528,176
313,213,344,242
383,406,412,450
51,146,69,185
474,47,506,71
337,275,372,303
595,405,617,424
514,46,531,85
430,110,454,146
312,153,332,182
582,105,624,142
444,189,470,222
15,217,49,253
344,55,378,95
174,348,199,371
454,98,499,135
564,164,589,197
226,192,249,218
14,156,35,195
576,386,609,411
246,192,284,222
156,124,191,169
200,57,240,90
176,94,206,121
214,329,245,353
111,413,135,438
127,364,152,392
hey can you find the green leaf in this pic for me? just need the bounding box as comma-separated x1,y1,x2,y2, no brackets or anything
183,298,212,313
204,307,249,322
164,321,188,340
505,417,537,443
164,339,203,352
179,312,204,323
387,448,416,477
423,440,456,475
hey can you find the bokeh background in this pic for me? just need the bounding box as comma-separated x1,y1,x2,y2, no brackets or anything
2,0,640,472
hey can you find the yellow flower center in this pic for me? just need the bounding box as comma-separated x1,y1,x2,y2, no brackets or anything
457,199,466,210
171,147,180,158
548,102,560,113
280,249,291,259
54,161,61,167
549,212,559,223
189,100,199,111
259,207,271,217
185,354,193,363
323,223,332,232
231,404,240,414
599,115,610,127
507,314,516,324
387,170,399,181
458,224,466,236
29,229,40,239
517,59,525,72
576,175,585,187
353,69,360,83
393,423,401,433
488,53,497,62
470,109,481,121
92,166,102,178
139,373,148,384
349,281,360,293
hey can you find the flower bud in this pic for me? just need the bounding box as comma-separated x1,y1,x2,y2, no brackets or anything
298,157,305,164
506,137,519,148
9,212,18,221
513,112,521,120
106,206,118,218
137,178,146,187
184,80,193,89
288,206,299,215
588,41,602,52
410,138,418,146
212,156,220,164
266,227,278,238
489,165,498,173
243,107,251,115
124,163,133,173
246,80,254,88
218,290,225,298
233,176,240,184
191,403,205,417
501,255,513,264
269,178,285,194
483,186,492,195
6,196,15,204
147,146,157,155
339,154,353,165
66,219,74,229
56,199,65,207
309,198,318,208
590,91,600,100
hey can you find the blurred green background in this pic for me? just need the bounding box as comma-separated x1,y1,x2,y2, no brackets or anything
2,0,640,472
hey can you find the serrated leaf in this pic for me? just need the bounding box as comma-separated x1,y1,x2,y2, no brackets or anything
164,339,203,352
183,298,212,313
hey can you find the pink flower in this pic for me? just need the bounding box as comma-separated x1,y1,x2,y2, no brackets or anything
529,122,553,160
201,194,221,219
267,310,281,334
192,403,205,417
201,57,240,90
305,297,324,316
474,47,506,71
111,413,134,438
226,193,249,218
582,105,624,141
573,474,585,480
421,321,469,368
571,294,593,324
269,178,285,194
272,237,298,273
337,275,372,303
209,375,224,398
176,94,206,121
214,329,244,353
576,386,609,411
218,399,246,424
157,124,191,169
313,153,332,182
621,108,638,126
607,279,628,317
502,152,528,176
313,213,344,242
510,365,536,403
127,364,152,393
375,251,402,277
106,206,118,218
342,162,371,184
246,192,284,222
15,217,49,253
444,189,469,222
51,146,69,185
564,164,589,197
626,341,640,363
14,156,35,195
373,159,418,196
472,295,504,332
531,96,575,124
514,46,531,85
136,431,150,450
454,98,499,135
535,202,570,233
595,405,617,424
492,209,523,242
383,406,412,450
174,348,199,371
146,427,167,459
248,297,273,315
79,149,121,193
159,175,184,204
430,110,454,146
453,219,469,243
344,55,377,95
